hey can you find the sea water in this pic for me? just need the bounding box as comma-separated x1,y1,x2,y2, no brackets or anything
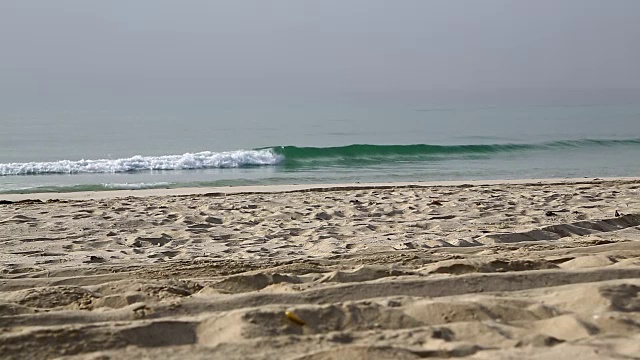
2,97,640,194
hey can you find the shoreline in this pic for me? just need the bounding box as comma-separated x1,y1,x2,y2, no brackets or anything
2,176,639,201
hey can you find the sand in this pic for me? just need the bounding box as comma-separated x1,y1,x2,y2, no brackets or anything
1,178,640,359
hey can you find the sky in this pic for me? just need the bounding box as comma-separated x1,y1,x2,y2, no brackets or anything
1,0,640,105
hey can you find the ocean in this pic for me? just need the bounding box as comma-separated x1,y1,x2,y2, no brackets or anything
2,98,640,194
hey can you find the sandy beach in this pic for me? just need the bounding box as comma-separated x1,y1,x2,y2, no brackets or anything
2,178,640,359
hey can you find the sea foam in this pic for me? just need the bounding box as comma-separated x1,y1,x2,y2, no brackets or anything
103,182,173,190
0,149,282,176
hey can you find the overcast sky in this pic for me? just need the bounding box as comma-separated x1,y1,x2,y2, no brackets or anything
1,0,640,103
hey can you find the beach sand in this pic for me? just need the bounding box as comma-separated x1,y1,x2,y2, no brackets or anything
1,178,640,359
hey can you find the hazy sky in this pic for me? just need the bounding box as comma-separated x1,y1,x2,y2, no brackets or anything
2,0,640,103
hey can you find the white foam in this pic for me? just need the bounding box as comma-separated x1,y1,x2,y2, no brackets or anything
0,149,282,176
103,182,172,190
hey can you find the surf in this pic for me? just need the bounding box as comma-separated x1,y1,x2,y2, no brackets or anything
1,138,639,176
0,149,282,176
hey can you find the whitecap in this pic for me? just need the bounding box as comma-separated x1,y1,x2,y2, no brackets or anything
0,149,283,176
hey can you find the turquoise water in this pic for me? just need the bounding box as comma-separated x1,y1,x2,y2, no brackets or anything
2,100,640,193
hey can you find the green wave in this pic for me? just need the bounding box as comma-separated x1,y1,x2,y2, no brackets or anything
269,138,640,166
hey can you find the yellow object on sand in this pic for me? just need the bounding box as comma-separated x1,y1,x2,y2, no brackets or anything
285,311,306,326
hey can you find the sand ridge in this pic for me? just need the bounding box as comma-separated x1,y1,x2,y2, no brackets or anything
1,179,640,359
